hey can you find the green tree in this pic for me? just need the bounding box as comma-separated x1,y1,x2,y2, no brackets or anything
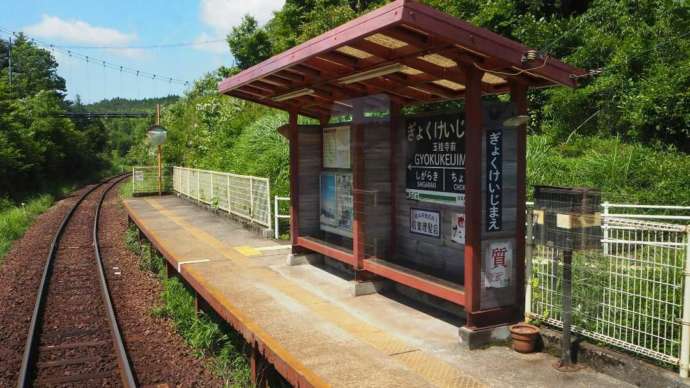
227,16,273,69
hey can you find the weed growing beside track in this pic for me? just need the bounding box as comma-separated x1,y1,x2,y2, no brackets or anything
125,226,252,387
0,195,54,264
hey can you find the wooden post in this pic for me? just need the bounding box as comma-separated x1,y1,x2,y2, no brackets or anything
462,65,484,328
389,100,401,259
352,101,365,272
288,111,300,250
510,81,528,319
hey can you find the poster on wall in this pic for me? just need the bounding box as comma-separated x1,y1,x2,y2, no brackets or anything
483,239,513,288
409,208,440,238
451,213,465,244
320,172,353,237
405,114,465,206
323,126,350,169
486,129,503,232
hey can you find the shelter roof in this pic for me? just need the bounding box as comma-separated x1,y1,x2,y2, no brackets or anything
218,0,586,118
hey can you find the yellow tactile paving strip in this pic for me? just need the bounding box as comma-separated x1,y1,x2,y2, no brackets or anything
131,197,486,388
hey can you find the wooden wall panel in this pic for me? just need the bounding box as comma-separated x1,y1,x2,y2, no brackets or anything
297,125,322,236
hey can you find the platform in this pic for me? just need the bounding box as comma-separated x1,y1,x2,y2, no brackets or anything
124,195,629,388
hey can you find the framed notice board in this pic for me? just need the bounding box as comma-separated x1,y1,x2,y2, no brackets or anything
323,126,350,169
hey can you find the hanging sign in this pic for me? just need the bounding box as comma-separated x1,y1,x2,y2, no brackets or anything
484,239,513,288
451,213,465,244
323,126,350,169
405,114,465,206
409,208,440,238
320,172,353,237
486,129,503,232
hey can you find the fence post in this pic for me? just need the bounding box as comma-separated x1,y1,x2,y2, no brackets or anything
196,169,200,203
525,207,534,320
603,201,610,256
266,179,272,231
275,196,279,240
556,246,574,370
249,176,254,220
227,174,231,213
680,226,690,378
210,172,214,206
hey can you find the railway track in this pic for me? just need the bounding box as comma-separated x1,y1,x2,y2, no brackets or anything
17,175,136,388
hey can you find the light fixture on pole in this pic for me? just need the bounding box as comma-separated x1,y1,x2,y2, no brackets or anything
147,104,168,196
502,114,529,128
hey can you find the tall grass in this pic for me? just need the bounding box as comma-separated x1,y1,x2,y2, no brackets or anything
125,225,252,387
0,195,54,264
527,134,690,205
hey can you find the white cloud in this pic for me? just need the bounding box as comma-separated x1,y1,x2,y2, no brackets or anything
200,0,285,35
24,15,137,47
195,0,283,56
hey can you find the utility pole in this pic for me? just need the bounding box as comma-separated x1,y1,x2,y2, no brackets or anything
156,104,162,196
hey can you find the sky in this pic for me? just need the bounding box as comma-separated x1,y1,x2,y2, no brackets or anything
2,0,285,103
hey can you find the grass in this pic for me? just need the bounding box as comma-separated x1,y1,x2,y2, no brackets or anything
119,178,133,199
0,195,55,264
125,225,252,387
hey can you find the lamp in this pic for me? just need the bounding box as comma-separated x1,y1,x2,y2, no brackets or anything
338,63,405,84
503,115,529,127
272,88,315,102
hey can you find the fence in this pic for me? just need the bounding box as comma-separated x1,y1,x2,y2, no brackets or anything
172,166,272,228
132,166,172,195
526,202,690,376
274,196,290,239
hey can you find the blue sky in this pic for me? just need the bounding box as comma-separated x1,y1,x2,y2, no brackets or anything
2,0,285,103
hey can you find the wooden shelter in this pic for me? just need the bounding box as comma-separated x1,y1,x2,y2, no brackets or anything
219,0,584,333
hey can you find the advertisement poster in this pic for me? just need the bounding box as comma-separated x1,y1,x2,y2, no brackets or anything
405,114,465,205
451,213,465,244
483,240,513,288
409,208,440,238
320,172,353,237
323,126,350,169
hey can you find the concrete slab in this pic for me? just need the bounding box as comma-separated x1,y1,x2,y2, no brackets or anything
124,195,631,388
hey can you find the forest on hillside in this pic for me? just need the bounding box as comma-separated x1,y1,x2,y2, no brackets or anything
1,0,689,207
142,0,690,205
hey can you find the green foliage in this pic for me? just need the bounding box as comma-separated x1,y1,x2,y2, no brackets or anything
0,36,117,199
527,134,690,204
0,194,53,263
227,16,273,70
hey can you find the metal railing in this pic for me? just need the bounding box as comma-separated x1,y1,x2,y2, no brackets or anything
274,196,290,239
132,166,172,195
172,166,272,228
526,201,690,376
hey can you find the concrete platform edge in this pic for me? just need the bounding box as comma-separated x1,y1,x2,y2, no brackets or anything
123,199,327,388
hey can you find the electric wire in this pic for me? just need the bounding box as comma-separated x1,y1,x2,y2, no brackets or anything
0,27,191,87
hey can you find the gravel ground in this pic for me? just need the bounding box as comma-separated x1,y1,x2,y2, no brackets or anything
0,181,222,387
0,185,90,386
99,181,222,387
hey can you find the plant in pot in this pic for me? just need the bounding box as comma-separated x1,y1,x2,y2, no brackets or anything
509,322,540,353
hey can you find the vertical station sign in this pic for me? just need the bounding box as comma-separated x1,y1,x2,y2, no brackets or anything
486,129,503,232
405,114,465,205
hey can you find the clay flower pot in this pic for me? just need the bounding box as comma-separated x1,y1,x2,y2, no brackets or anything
509,323,540,353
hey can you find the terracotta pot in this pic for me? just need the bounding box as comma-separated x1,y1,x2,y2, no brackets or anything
509,323,540,353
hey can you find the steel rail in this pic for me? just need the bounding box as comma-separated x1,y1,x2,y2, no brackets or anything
16,174,134,388
94,174,137,387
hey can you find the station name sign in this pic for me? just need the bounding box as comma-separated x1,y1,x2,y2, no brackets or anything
405,113,465,206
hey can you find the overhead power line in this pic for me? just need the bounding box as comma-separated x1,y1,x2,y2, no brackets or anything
51,38,227,50
0,27,192,87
